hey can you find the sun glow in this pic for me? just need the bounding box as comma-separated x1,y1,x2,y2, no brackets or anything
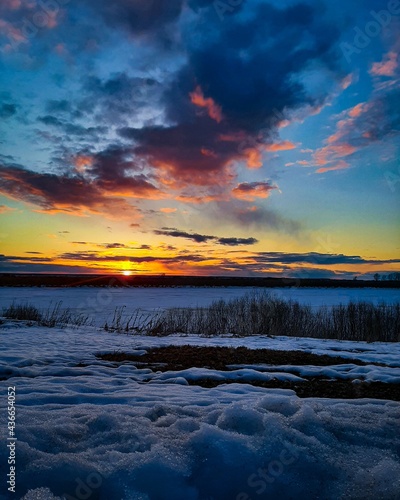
122,270,132,276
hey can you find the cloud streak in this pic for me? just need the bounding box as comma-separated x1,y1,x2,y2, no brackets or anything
154,228,259,246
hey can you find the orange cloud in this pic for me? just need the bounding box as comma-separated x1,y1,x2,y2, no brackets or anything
341,73,354,89
348,103,367,118
201,148,217,158
265,140,296,152
240,141,296,169
316,160,349,174
243,147,263,169
370,52,398,77
160,207,177,213
232,181,277,201
74,155,93,172
0,204,16,213
190,86,223,123
175,193,225,204
314,144,357,166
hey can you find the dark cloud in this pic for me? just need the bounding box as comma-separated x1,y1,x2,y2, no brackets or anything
101,243,129,249
115,1,344,188
0,254,52,263
81,73,162,125
221,203,302,234
0,151,163,216
351,88,400,145
154,228,259,246
59,251,205,264
0,103,17,119
232,182,277,201
45,100,73,114
218,237,258,246
38,115,108,138
154,229,215,243
84,0,184,38
254,252,400,266
2,248,395,278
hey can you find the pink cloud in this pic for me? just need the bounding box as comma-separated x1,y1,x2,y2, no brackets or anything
348,103,367,118
3,0,22,10
232,181,277,201
0,204,16,213
190,86,223,123
314,144,357,166
370,52,398,77
265,140,297,152
341,73,354,89
160,207,177,213
316,161,349,174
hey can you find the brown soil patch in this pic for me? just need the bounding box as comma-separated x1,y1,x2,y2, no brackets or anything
96,345,400,401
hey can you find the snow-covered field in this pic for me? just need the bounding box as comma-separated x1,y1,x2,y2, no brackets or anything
0,287,400,499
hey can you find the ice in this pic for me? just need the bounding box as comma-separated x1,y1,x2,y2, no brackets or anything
0,286,398,326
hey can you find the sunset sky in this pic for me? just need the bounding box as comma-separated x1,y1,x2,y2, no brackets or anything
0,0,399,277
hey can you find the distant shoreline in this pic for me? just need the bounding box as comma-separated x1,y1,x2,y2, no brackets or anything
0,274,399,288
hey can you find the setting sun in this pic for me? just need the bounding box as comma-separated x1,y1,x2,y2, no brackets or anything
122,270,132,276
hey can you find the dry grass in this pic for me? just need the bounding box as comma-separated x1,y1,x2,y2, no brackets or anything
2,301,93,328
146,292,400,342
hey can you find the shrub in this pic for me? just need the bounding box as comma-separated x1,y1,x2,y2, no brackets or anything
2,301,92,328
146,292,400,342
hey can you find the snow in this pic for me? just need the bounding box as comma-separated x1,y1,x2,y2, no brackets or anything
0,286,399,499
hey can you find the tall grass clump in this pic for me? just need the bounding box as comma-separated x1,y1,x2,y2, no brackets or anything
2,301,93,328
146,292,400,342
2,303,42,322
104,306,164,334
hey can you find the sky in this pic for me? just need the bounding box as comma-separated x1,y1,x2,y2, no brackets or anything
0,0,399,278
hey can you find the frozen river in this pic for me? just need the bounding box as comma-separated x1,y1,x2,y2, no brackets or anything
0,286,399,325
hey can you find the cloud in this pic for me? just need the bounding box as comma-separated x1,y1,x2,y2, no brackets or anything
2,248,398,277
190,85,223,123
370,52,398,77
316,160,349,174
221,204,302,234
0,204,16,213
115,1,344,189
312,87,400,172
232,182,278,202
0,102,17,118
0,159,162,218
160,207,177,213
218,237,258,246
83,0,184,39
264,141,297,152
154,229,215,244
154,228,259,246
2,0,22,10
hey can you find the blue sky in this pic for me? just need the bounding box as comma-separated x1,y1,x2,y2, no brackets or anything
0,0,399,277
